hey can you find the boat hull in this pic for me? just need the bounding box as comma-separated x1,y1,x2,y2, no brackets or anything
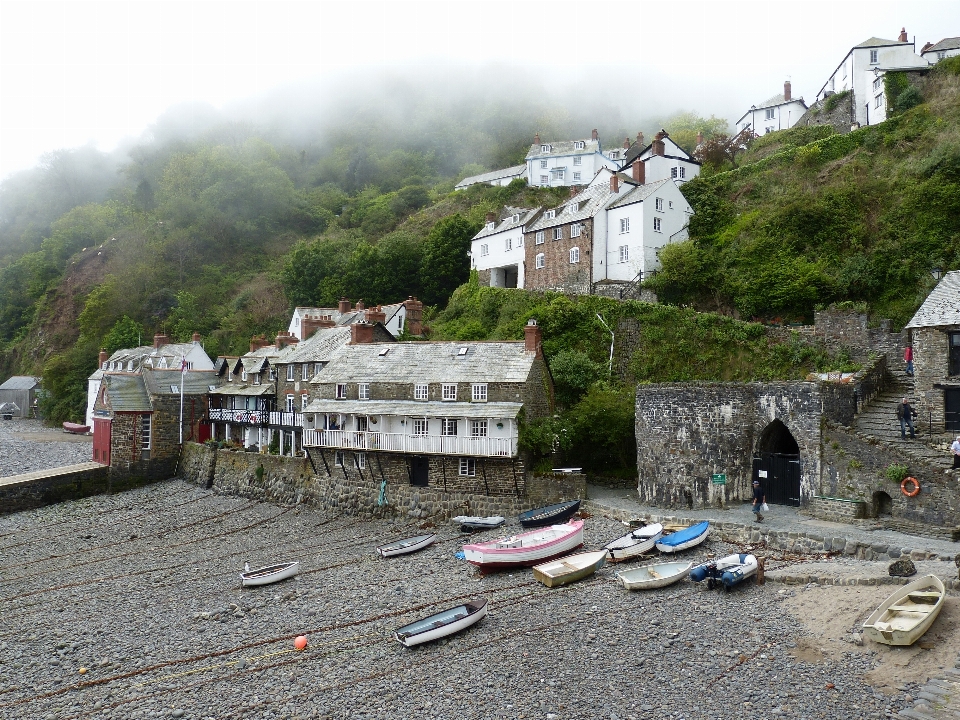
533,550,607,588
518,500,581,529
377,533,436,558
862,574,946,646
453,516,506,531
62,422,91,434
616,561,693,590
463,521,584,570
604,523,664,562
655,522,710,553
395,598,488,647
240,561,300,587
690,553,758,588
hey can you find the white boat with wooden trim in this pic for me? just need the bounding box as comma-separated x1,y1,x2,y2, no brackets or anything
655,521,711,554
394,598,488,647
604,523,664,562
862,574,946,646
240,561,300,587
616,561,693,590
376,533,436,558
462,520,584,571
533,550,607,588
452,515,506,531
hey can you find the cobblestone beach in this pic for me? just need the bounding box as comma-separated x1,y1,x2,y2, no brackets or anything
2,478,958,720
0,419,92,477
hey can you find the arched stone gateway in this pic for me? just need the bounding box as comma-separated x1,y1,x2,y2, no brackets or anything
752,419,801,506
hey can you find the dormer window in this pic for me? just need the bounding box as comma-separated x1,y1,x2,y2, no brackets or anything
544,210,555,219
486,221,495,230
540,144,550,152
127,361,134,371
610,151,619,159
574,140,585,149
241,370,248,382
512,213,520,223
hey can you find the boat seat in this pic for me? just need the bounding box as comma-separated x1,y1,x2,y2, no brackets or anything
647,568,662,579
906,592,940,603
888,604,934,613
560,561,579,571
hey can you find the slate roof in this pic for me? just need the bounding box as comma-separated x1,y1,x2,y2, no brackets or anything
923,37,960,53
853,37,909,49
0,376,40,391
311,341,536,385
293,301,406,330
278,326,355,365
752,93,808,111
526,182,613,232
303,399,524,419
472,206,541,240
455,164,526,189
142,369,220,396
101,374,151,412
606,179,672,210
905,271,960,328
525,139,601,160
210,384,274,397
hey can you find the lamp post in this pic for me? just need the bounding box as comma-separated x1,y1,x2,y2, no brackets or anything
596,314,614,377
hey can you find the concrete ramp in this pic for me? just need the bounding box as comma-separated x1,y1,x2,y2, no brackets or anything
0,462,109,514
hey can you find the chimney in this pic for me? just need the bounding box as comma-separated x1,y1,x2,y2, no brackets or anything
631,160,645,184
524,318,542,354
898,27,907,42
99,349,109,368
485,211,497,225
696,130,704,145
192,331,201,343
569,185,579,197
153,333,170,349
275,331,299,350
350,321,375,345
355,299,364,311
652,132,666,157
591,128,599,140
338,297,351,314
609,174,619,193
249,335,267,352
534,132,541,144
921,41,933,53
300,314,335,340
365,305,387,325
623,137,630,149
636,132,644,146
784,80,792,101
404,296,423,336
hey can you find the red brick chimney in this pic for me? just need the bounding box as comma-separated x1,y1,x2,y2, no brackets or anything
637,132,644,146
355,299,364,311
524,319,542,354
153,333,170,349
275,331,299,350
350,321,375,344
898,27,907,42
534,132,541,144
99,349,109,368
784,80,792,101
249,335,269,352
622,137,630,149
485,211,497,225
301,314,335,340
365,305,387,325
921,41,933,53
631,161,645,184
192,331,202,342
696,131,704,146
609,174,620,193
569,186,579,197
338,297,351,314
591,129,599,140
653,132,666,156
404,296,423,336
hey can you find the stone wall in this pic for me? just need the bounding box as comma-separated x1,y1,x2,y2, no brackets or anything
795,91,855,134
635,382,822,509
523,219,594,294
808,495,868,522
911,325,955,430
591,282,658,304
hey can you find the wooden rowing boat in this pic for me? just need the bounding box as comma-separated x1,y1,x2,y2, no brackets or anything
240,560,300,587
394,598,488,647
62,422,91,434
452,515,506,531
655,521,710,553
862,574,946,646
518,499,581,529
604,523,664,562
462,520,584,570
690,553,758,590
533,550,607,588
616,561,693,590
376,533,436,558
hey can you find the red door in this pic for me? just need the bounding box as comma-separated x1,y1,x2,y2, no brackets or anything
93,418,111,465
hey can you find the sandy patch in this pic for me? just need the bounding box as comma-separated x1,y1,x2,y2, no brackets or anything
782,584,960,693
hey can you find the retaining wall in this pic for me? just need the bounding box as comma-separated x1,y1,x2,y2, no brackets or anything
0,463,160,515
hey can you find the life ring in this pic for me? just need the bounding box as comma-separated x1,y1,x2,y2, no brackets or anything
900,476,920,497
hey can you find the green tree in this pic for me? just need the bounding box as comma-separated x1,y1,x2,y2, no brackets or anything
102,316,146,353
420,214,480,306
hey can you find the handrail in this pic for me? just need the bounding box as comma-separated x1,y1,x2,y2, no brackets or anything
302,429,516,457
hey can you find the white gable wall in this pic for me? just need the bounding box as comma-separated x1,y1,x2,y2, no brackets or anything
735,100,809,134
527,152,618,187
471,225,527,289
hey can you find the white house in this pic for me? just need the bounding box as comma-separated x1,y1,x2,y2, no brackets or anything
469,206,540,289
921,37,960,63
735,81,809,135
816,28,929,127
288,299,409,339
525,130,622,187
618,130,700,185
455,165,526,191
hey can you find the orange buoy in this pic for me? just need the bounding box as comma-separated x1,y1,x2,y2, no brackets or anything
78,667,88,674
294,635,308,651
901,476,920,497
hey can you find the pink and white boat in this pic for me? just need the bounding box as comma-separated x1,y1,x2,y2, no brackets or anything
462,520,584,571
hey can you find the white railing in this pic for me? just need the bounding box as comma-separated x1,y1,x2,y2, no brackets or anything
302,429,516,457
269,411,304,428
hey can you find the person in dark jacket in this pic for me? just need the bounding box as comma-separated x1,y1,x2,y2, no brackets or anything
752,479,765,523
897,397,917,439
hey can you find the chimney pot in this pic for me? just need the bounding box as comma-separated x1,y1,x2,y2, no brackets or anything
403,297,423,335
623,137,630,149
524,318,542,353
591,128,599,140
784,80,792,101
609,175,620,193
364,305,387,325
652,133,666,157
355,299,364,311
350,321,375,345
192,331,201,343
636,132,644,145
696,130,704,145
632,160,645,185
898,27,907,42
99,349,109,367
534,132,541,144
338,297,351,314
485,211,497,224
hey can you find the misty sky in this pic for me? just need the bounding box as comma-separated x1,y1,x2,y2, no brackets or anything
1,0,959,179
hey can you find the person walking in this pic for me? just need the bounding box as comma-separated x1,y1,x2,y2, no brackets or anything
751,479,766,523
904,346,914,376
951,435,960,470
897,397,917,439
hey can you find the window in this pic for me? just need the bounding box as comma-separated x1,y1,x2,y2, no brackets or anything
302,364,310,381
286,365,295,381
938,51,947,61
517,235,523,247
358,383,370,400
356,453,366,469
335,451,344,466
540,159,548,169
573,156,582,165
413,418,429,435
535,231,544,245
535,253,545,269
512,213,520,223
765,108,775,120
301,394,309,410
873,77,882,92
285,394,295,412
620,218,630,234
442,418,458,436
669,201,674,209
241,370,248,382
655,197,664,212
470,419,488,437
875,94,883,108
544,210,555,219
653,217,662,232
170,385,179,393
504,237,512,252
540,144,550,152
571,223,582,238
253,372,261,385
554,169,565,181
336,384,347,399
870,49,878,64
269,368,277,381
472,383,488,402
442,383,457,400
671,167,678,179
459,458,476,476
569,247,580,264
314,363,324,376
610,151,619,159
573,172,581,182
480,244,489,257
414,383,428,400
127,361,134,371
553,227,563,240
141,415,151,450
540,175,548,185
619,245,629,263
574,141,585,150
679,167,686,179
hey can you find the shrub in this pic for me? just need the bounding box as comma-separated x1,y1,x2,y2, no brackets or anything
884,463,910,483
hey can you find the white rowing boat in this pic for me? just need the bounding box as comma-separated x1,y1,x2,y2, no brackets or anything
240,561,300,587
616,561,693,590
394,598,488,647
532,550,607,588
604,523,664,562
377,533,436,558
452,515,506,531
862,574,946,646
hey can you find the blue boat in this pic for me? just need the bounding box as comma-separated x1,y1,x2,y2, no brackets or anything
518,499,581,529
690,553,758,590
654,521,710,553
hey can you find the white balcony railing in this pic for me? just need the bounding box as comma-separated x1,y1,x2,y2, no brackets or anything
302,429,516,458
208,408,303,428
269,411,304,428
